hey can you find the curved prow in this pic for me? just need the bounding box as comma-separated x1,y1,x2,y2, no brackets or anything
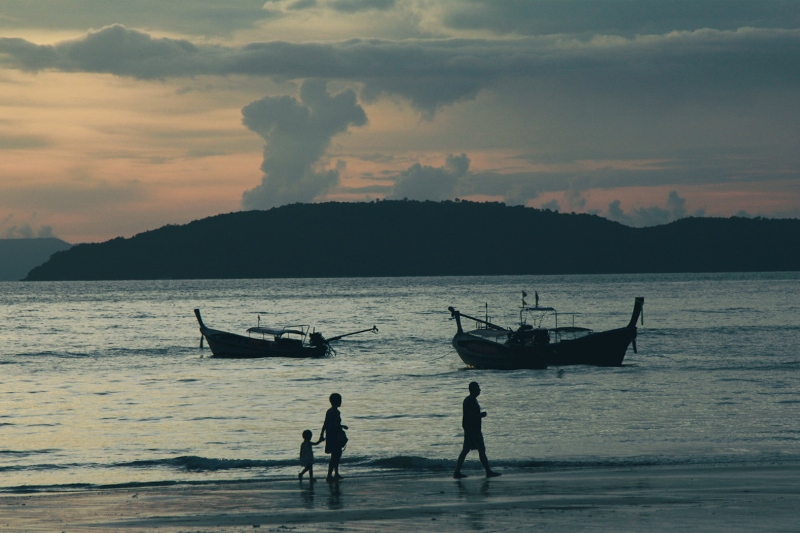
194,308,206,329
627,297,644,328
448,306,464,333
193,308,207,349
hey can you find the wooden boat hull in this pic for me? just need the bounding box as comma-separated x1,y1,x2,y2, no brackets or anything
545,326,636,366
200,326,328,358
451,332,548,369
452,326,636,369
194,309,378,359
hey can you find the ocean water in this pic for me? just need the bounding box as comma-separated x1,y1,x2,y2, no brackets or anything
1,273,798,492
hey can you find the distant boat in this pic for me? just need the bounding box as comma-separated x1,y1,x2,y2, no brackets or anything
194,309,377,359
447,296,644,369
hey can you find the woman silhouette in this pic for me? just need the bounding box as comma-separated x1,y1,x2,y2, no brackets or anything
319,392,348,481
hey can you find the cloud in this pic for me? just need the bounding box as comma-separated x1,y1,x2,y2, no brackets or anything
439,0,800,36
3,25,800,115
564,188,587,210
386,153,470,201
0,177,147,211
604,191,705,227
736,207,800,219
328,0,396,13
2,223,56,239
2,9,800,225
0,133,50,149
502,183,540,206
56,24,202,78
241,80,367,210
267,0,398,15
1,212,57,239
0,1,276,37
540,199,561,212
14,0,791,41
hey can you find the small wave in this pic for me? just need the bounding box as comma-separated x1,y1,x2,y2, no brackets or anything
116,455,297,472
355,414,448,421
0,476,277,494
0,449,58,457
189,415,250,421
0,483,96,494
0,463,73,473
5,452,800,494
364,456,452,471
345,453,800,473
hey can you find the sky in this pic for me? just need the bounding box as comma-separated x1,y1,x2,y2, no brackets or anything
1,0,799,243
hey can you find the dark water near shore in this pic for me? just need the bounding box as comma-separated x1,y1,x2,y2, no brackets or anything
1,273,798,492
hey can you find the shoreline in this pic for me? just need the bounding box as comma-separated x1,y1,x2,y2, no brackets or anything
1,462,798,532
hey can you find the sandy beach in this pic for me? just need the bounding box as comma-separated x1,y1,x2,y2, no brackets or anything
1,463,798,532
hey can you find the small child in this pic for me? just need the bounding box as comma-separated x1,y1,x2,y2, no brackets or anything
299,429,323,482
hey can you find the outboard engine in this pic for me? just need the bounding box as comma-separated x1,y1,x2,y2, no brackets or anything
309,332,328,347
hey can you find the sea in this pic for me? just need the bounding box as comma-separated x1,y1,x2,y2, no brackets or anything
1,273,798,492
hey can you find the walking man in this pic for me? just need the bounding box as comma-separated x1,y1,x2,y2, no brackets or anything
453,381,501,479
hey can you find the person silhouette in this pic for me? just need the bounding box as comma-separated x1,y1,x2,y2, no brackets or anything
298,429,323,482
453,382,501,479
319,393,348,481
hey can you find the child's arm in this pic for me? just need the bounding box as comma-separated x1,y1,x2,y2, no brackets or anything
313,438,324,445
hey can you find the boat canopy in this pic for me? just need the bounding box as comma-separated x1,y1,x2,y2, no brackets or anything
247,326,305,336
523,306,556,312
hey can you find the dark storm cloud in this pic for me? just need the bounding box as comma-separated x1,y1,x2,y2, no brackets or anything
10,0,787,38
329,0,396,13
3,24,800,114
271,0,395,13
441,0,800,36
59,25,204,78
0,0,275,37
240,80,367,210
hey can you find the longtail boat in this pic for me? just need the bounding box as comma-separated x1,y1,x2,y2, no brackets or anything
194,308,377,358
448,295,644,369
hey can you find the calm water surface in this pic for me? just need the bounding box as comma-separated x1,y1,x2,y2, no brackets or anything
1,273,798,491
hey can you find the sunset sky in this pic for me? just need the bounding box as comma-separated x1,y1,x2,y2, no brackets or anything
2,0,799,243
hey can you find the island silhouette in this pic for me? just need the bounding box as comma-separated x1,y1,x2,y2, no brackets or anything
0,238,71,281
22,200,800,280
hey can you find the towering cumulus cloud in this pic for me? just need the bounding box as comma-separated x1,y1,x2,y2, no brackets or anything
240,80,367,210
388,154,470,201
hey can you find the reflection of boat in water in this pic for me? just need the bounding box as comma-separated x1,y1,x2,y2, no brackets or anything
194,309,377,359
448,295,644,369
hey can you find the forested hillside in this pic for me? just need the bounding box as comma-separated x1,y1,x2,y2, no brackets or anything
24,201,800,280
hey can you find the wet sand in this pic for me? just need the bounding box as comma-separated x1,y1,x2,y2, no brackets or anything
1,463,798,532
